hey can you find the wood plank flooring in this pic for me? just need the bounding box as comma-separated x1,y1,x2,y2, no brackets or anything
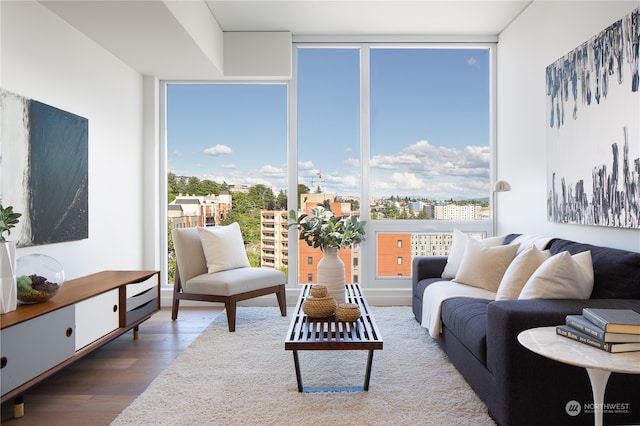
1,307,223,425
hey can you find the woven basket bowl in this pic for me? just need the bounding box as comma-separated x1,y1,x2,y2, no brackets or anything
302,296,337,318
310,284,328,298
335,303,361,322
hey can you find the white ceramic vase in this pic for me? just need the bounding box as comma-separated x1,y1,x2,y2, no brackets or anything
0,241,17,314
317,247,345,304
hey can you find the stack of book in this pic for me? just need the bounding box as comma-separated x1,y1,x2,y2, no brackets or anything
556,308,640,353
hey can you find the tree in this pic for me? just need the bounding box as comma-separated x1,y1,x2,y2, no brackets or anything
167,220,176,284
248,184,275,211
185,176,201,195
199,179,220,196
222,192,261,243
297,184,310,206
276,190,287,210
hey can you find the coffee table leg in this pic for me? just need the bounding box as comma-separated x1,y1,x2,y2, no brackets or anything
292,350,303,392
363,350,374,391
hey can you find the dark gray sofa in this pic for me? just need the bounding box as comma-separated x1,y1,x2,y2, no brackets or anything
412,235,640,426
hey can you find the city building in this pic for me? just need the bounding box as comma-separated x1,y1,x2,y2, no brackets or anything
168,193,232,229
259,210,289,270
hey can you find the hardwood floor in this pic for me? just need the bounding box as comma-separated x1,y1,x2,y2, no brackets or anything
1,307,223,425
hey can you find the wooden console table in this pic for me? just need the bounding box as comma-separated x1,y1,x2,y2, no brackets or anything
0,270,160,416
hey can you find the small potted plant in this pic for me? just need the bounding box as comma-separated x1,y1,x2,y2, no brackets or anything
0,204,21,244
1,204,21,313
288,200,366,303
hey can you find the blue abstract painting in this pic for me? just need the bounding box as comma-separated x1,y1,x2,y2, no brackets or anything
0,89,88,246
546,7,640,229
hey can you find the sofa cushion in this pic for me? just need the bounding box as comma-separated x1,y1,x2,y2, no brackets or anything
518,251,594,299
549,239,640,299
496,245,551,300
441,229,504,278
440,298,491,365
453,239,519,292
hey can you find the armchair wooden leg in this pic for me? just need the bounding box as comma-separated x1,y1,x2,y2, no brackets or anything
225,299,237,332
276,285,287,316
171,298,180,321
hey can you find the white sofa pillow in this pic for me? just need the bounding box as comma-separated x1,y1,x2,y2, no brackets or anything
441,228,504,278
496,246,551,300
453,239,520,292
198,222,251,274
518,251,594,300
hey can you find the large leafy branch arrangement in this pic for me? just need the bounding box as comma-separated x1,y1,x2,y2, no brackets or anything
288,200,366,251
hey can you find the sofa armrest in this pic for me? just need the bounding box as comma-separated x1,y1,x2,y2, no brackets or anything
486,298,640,375
411,256,447,291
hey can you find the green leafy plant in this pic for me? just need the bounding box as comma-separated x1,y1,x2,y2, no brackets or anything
0,204,21,243
288,200,366,251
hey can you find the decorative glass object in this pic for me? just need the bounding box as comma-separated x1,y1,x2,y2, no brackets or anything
16,254,65,303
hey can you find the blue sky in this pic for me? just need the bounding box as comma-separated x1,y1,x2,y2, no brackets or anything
167,47,490,200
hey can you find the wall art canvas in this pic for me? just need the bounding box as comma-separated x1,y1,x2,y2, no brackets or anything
546,7,639,229
0,89,88,247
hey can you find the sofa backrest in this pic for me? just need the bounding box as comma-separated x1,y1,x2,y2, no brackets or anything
547,238,640,299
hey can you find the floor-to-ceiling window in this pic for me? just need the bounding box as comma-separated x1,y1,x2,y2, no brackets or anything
296,48,361,284
165,83,288,284
163,43,495,289
293,44,494,287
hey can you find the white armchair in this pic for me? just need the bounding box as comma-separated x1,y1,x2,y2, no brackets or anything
171,225,287,331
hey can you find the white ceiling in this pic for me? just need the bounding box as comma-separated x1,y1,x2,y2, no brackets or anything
206,1,532,35
41,0,533,79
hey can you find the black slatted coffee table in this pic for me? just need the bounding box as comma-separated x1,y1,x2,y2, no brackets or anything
284,283,383,392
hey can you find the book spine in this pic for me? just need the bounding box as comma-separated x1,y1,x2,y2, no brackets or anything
556,326,612,352
582,308,608,331
566,315,605,340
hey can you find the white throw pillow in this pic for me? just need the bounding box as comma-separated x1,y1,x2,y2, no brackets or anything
518,251,594,300
441,229,504,279
197,223,251,274
496,246,551,300
453,239,520,292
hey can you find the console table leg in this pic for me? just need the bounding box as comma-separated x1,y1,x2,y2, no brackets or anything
133,325,139,340
586,368,611,426
13,395,24,418
292,350,303,392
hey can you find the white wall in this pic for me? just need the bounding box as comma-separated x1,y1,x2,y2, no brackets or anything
1,1,151,279
497,1,640,252
224,32,292,79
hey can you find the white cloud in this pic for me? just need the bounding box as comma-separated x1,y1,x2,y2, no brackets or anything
391,172,424,189
467,57,478,66
261,164,285,177
220,163,237,169
343,157,359,167
298,160,314,170
171,150,183,158
203,144,233,156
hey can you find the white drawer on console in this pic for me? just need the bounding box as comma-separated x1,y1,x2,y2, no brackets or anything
75,289,119,350
1,306,75,395
126,275,158,298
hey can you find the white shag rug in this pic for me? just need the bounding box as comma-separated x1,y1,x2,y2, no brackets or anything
112,306,495,426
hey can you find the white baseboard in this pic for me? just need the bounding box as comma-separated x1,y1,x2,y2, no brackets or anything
160,286,412,308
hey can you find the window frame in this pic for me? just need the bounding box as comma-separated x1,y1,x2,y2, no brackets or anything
160,41,497,291
292,42,497,289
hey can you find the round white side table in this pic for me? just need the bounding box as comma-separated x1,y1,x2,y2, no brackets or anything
518,326,640,426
